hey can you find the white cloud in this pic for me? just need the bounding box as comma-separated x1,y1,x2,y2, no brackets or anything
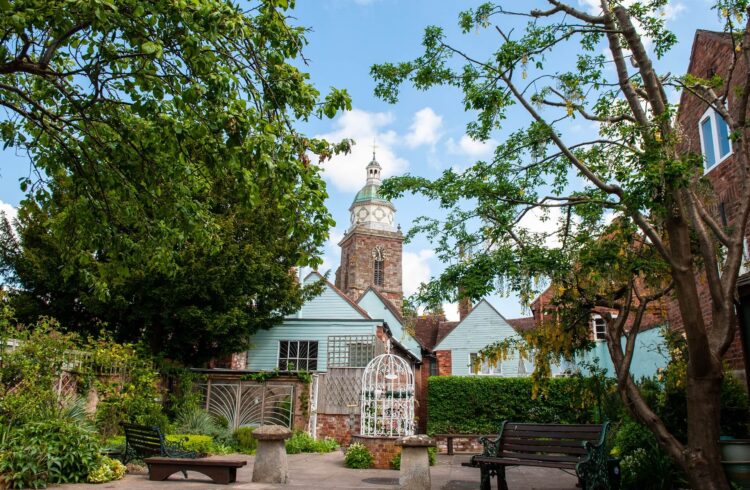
315,108,409,192
402,248,434,296
443,302,460,322
0,200,17,225
446,135,496,157
405,107,443,148
517,207,563,248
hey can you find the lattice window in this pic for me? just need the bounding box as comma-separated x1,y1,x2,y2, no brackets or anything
327,335,376,368
372,246,385,286
278,340,318,371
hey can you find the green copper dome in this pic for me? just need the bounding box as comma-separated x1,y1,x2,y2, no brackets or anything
352,183,391,205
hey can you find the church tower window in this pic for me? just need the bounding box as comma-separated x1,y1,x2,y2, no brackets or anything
373,245,385,286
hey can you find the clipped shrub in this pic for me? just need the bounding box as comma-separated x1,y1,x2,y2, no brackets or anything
233,426,257,454
390,447,437,470
105,433,229,456
427,376,603,434
87,456,126,483
344,443,373,469
0,418,101,488
285,431,338,454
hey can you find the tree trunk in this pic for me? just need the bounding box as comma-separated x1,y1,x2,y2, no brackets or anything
683,362,729,490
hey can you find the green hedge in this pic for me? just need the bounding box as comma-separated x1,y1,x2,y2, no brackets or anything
427,376,603,434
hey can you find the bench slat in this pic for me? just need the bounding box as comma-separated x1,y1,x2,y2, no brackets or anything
500,451,582,463
501,429,600,440
502,437,589,448
502,443,588,455
474,456,578,470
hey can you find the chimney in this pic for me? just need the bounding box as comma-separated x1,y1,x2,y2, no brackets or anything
458,295,471,321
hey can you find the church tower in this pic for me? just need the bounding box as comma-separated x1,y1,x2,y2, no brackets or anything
335,154,403,310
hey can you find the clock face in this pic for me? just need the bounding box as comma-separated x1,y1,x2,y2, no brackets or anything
372,245,385,261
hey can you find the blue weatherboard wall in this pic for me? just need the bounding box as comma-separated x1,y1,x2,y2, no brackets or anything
246,271,382,371
574,326,669,380
245,319,379,371
435,300,527,376
357,289,421,358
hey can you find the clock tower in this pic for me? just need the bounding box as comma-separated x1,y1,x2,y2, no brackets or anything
335,154,404,310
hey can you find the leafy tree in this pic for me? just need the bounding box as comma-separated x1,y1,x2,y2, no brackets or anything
371,1,750,488
0,0,351,362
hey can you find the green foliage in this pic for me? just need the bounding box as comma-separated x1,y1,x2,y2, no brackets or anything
0,0,351,364
0,419,101,488
427,376,607,434
613,420,684,490
164,368,205,418
233,427,257,454
344,443,373,469
285,431,338,454
174,408,233,446
87,457,126,484
0,320,77,425
390,447,436,470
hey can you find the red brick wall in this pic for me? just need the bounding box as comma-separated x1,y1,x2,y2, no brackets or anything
435,350,452,376
316,413,358,446
335,227,404,309
350,435,401,469
672,31,749,377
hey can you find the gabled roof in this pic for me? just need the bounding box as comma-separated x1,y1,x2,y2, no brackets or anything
433,299,512,350
358,286,404,323
302,271,372,319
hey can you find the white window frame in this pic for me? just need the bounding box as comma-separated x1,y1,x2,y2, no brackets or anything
591,315,608,342
278,340,319,371
469,352,502,376
698,107,733,173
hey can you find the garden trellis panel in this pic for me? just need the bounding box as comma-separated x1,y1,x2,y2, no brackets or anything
200,379,294,430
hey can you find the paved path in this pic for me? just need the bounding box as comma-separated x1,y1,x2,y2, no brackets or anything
57,452,578,490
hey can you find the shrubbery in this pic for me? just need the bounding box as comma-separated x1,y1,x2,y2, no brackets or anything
427,376,605,434
344,443,373,469
233,426,257,454
285,431,338,454
87,457,126,484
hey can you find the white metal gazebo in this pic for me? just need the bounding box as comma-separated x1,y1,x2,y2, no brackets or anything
360,342,415,437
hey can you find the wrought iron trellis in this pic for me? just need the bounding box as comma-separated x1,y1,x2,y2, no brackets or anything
201,380,295,430
360,343,415,437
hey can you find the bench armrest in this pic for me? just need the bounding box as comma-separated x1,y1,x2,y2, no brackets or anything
478,421,508,457
575,422,610,489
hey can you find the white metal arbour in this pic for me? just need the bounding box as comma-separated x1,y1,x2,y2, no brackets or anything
360,343,415,437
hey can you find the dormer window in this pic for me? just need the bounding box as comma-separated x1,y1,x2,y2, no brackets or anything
591,315,607,341
699,107,732,170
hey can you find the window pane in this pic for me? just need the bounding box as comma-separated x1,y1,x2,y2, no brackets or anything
469,353,477,374
309,342,318,359
717,114,731,158
299,342,308,358
308,359,318,371
288,341,298,358
279,341,289,359
701,117,717,168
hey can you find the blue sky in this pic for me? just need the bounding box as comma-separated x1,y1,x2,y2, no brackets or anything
0,0,725,320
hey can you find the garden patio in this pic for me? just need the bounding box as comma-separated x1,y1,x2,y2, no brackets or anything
57,452,578,490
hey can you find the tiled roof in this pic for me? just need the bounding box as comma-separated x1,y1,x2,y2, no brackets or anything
507,317,536,333
412,315,458,351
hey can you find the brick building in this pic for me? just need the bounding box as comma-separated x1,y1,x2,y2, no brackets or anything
672,30,750,381
335,154,404,310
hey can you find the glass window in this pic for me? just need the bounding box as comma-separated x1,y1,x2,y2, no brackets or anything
701,116,717,168
700,108,733,170
469,353,502,375
592,316,607,341
278,340,318,371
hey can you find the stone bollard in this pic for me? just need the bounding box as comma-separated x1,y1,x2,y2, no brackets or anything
252,425,292,484
396,435,436,490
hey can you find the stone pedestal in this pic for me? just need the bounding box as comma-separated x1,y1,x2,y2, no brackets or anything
396,435,435,490
252,425,292,484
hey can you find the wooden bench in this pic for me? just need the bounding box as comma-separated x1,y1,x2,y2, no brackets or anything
121,423,199,466
462,421,610,490
144,457,247,485
433,433,484,455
